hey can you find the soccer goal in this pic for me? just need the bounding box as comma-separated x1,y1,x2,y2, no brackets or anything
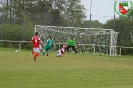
34,25,118,56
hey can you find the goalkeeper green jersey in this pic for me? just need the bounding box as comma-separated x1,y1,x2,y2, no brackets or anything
65,39,76,46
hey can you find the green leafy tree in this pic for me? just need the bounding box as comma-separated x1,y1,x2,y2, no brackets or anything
82,20,104,28
104,14,133,47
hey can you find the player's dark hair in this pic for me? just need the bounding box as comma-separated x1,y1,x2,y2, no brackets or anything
60,44,63,48
49,36,51,39
35,32,38,35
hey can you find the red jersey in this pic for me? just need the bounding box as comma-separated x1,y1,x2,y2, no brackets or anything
31,35,40,48
61,45,66,54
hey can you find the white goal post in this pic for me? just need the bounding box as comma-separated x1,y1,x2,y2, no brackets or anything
34,25,119,56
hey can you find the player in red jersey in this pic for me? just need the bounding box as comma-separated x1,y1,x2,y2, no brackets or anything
56,45,66,57
31,32,41,61
61,45,66,55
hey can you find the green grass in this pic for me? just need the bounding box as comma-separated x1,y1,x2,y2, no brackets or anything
0,49,133,88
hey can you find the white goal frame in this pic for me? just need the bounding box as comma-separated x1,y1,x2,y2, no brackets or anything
34,25,119,56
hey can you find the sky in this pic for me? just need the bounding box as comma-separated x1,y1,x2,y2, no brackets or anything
80,0,124,23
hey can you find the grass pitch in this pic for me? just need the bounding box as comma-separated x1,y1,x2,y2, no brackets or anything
0,49,133,88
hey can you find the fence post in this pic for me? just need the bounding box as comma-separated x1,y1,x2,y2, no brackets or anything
119,46,121,56
19,41,22,52
93,45,95,55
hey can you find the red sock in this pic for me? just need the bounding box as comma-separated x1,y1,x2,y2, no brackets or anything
32,50,34,54
34,53,39,58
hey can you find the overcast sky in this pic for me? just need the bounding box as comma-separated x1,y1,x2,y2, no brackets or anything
81,0,122,23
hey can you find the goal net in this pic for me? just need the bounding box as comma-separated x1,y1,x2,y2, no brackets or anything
35,25,118,56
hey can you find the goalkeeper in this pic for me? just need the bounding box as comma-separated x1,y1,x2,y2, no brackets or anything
65,37,78,54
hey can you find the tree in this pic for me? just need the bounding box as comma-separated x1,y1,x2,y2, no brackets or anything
82,20,104,28
104,14,133,47
0,0,86,27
